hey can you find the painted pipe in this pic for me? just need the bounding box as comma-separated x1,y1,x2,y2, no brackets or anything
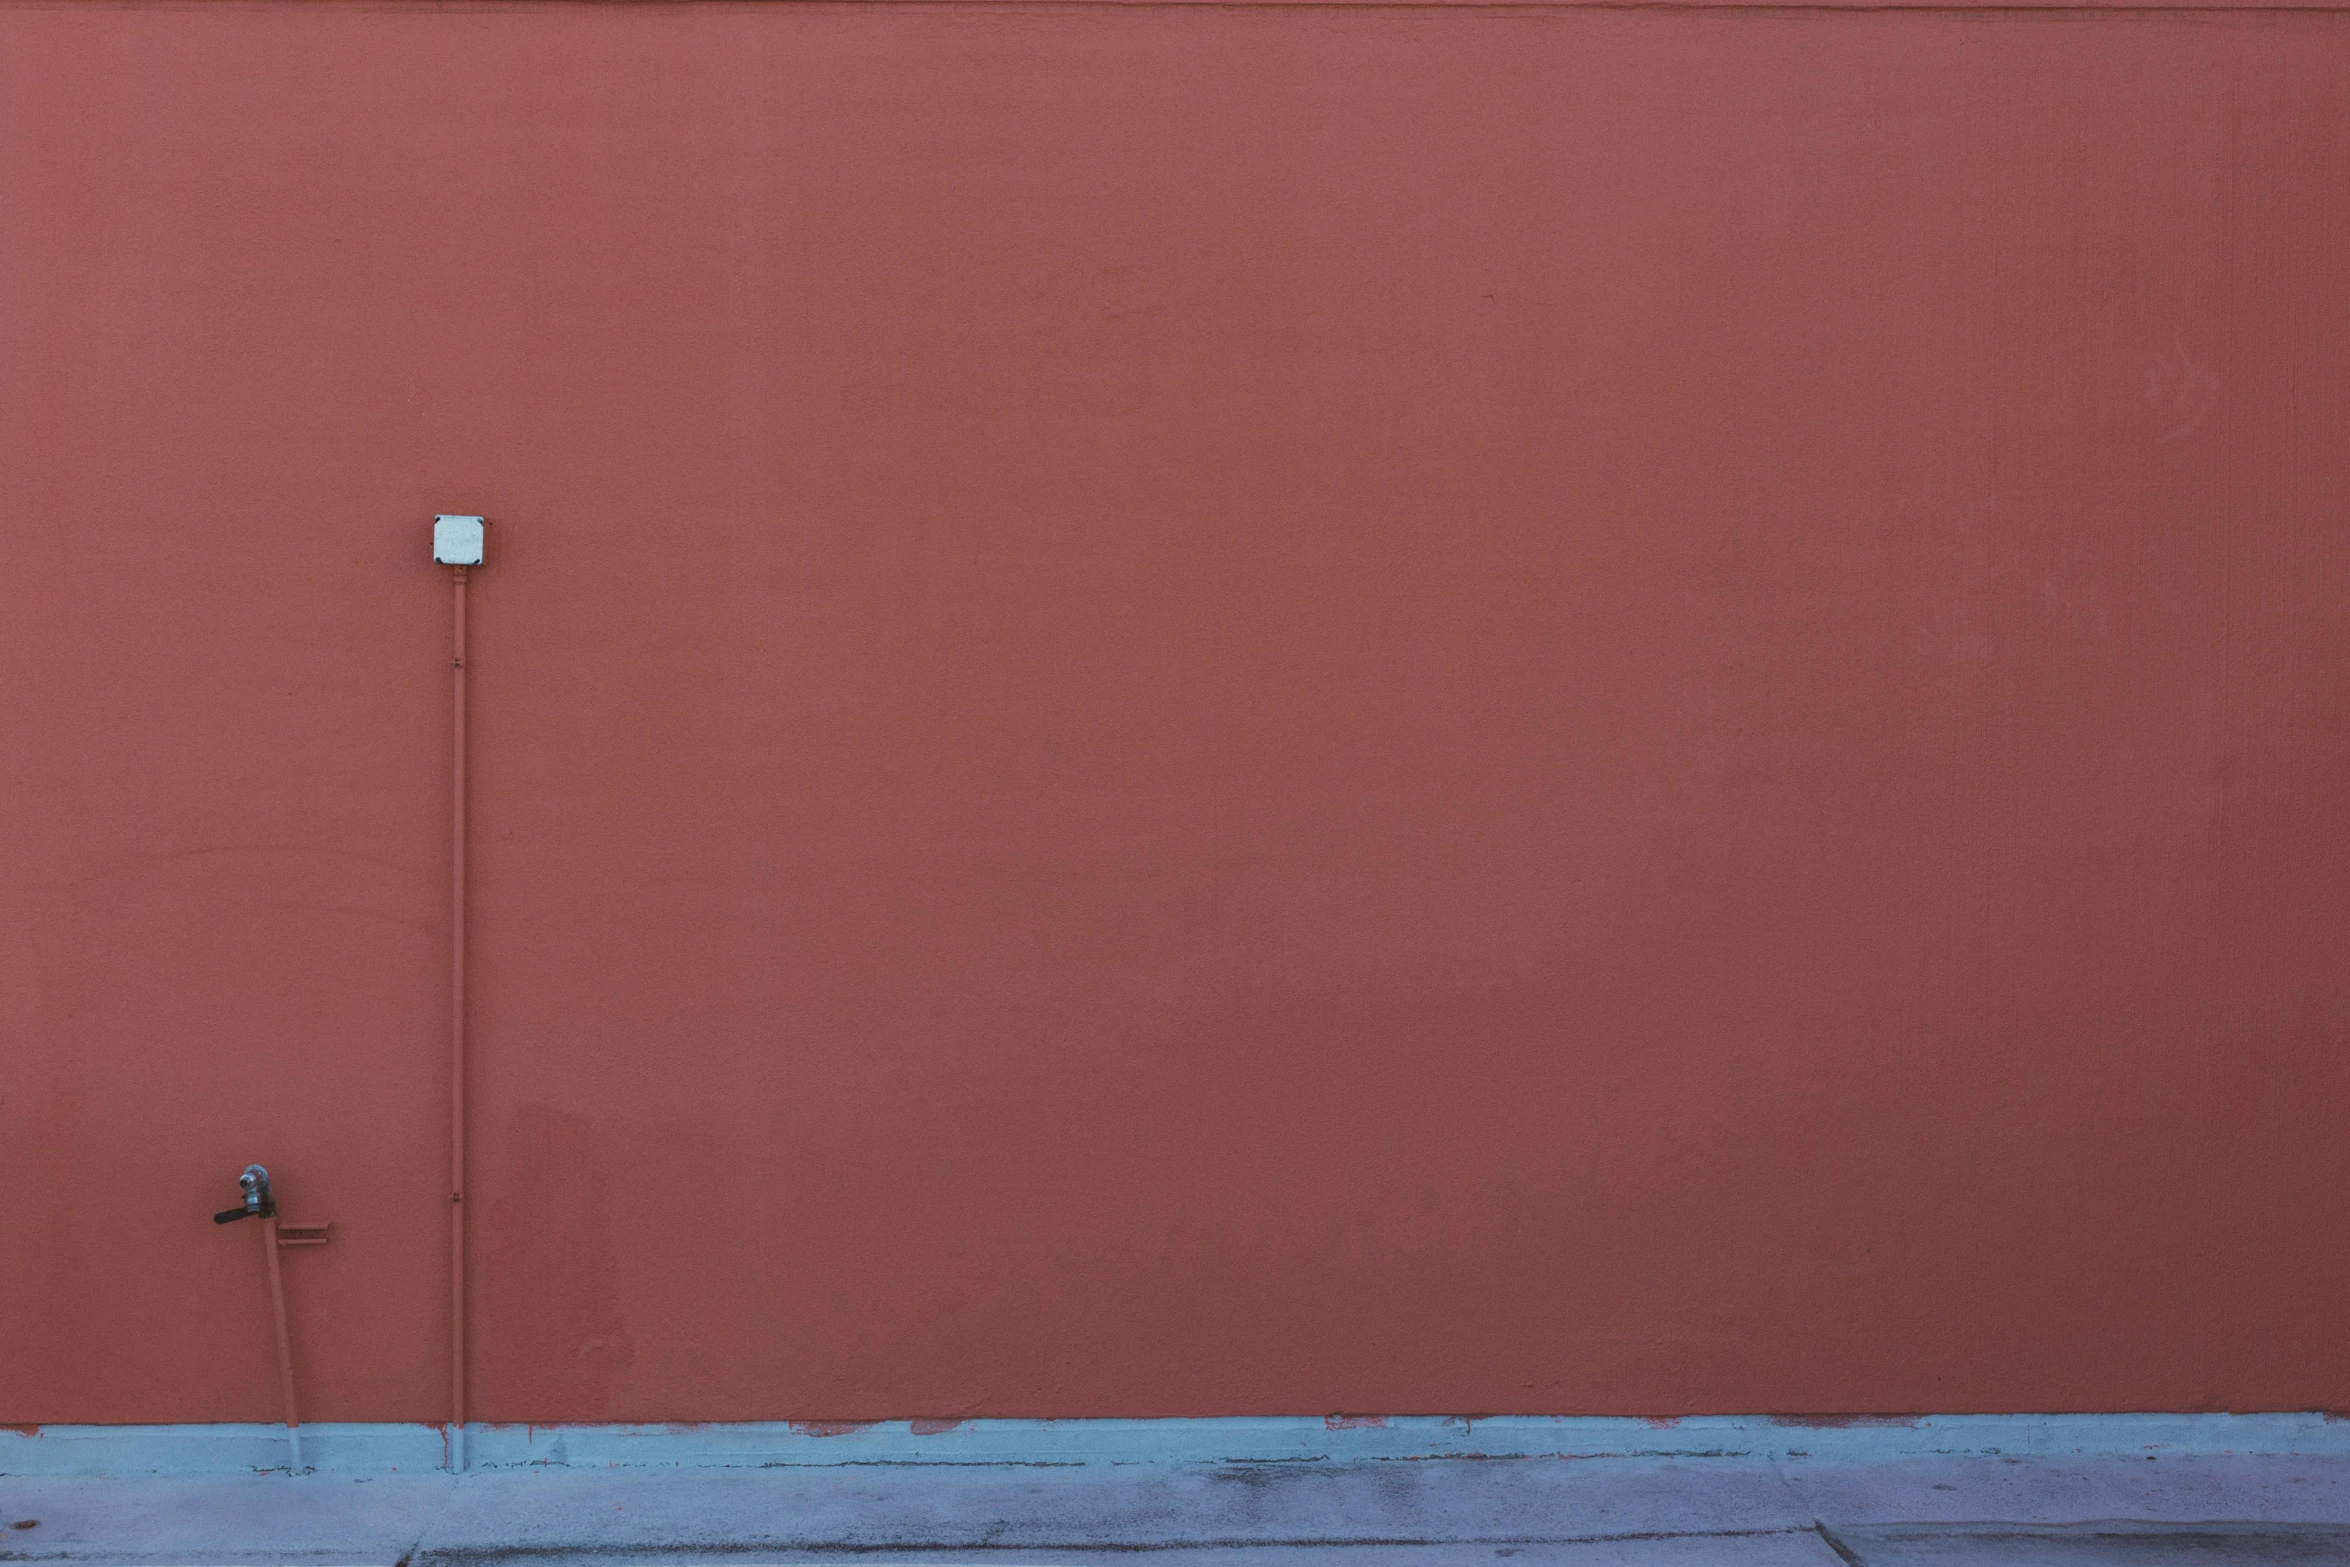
450,563,468,1472
429,515,485,1474
261,1214,303,1473
213,1163,316,1475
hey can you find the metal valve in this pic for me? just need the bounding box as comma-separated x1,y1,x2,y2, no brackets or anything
214,1164,275,1224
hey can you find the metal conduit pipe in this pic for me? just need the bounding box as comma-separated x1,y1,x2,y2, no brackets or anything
434,516,486,1473
450,563,467,1472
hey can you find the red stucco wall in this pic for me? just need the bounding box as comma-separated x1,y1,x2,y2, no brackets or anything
5,1,2348,1426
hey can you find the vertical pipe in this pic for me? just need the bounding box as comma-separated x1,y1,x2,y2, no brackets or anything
450,565,468,1472
262,1217,303,1473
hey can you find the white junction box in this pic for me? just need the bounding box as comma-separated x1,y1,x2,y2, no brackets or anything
433,514,486,566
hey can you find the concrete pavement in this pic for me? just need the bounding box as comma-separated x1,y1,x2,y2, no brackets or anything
5,1454,2350,1565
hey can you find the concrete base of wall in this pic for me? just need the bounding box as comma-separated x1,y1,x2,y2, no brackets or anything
6,1444,2350,1565
5,1414,2348,1477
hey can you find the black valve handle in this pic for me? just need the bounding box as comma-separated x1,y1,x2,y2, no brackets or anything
214,1207,254,1224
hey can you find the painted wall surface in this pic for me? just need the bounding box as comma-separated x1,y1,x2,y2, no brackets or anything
4,1,2348,1428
